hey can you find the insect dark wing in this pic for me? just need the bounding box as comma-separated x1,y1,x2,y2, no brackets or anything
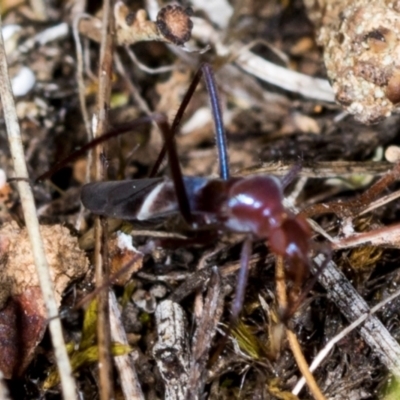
81,176,212,221
81,178,165,219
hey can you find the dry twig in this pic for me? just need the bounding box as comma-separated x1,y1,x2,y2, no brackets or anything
0,15,77,400
275,257,327,400
93,0,115,398
109,291,144,400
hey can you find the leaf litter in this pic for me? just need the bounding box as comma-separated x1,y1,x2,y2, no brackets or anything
1,0,400,399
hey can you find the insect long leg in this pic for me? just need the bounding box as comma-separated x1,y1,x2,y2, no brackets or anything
150,63,230,180
231,237,252,321
283,244,332,322
157,118,193,225
150,68,203,177
202,64,229,180
209,238,252,366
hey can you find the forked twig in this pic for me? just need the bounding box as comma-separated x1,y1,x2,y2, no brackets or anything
303,162,400,218
283,163,400,378
0,15,77,400
293,285,400,395
312,254,400,375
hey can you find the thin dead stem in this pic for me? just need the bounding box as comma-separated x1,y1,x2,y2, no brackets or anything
275,257,326,400
73,13,94,232
287,329,327,400
303,161,400,218
0,15,76,400
94,0,115,398
240,160,394,179
109,291,145,399
293,285,400,395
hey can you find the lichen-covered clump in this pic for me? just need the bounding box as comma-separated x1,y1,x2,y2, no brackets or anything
304,0,400,124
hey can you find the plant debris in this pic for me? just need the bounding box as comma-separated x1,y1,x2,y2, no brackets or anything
2,0,400,399
305,0,400,123
0,222,88,378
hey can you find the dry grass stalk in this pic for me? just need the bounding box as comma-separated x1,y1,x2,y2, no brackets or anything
92,0,115,396
0,15,77,400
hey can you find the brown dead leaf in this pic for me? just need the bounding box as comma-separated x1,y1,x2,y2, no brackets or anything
109,232,143,286
0,222,89,378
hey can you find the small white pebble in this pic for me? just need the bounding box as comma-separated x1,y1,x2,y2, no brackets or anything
385,145,400,162
11,66,35,96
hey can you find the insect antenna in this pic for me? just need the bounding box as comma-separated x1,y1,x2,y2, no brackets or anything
231,238,252,321
202,63,229,180
150,63,230,180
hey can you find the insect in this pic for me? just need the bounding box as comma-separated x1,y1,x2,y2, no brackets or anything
80,63,316,321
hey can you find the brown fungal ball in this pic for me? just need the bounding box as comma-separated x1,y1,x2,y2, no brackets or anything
304,0,400,123
156,5,193,46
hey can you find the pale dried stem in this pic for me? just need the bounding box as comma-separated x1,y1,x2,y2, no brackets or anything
114,53,153,115
313,254,400,375
234,47,334,102
73,13,93,140
73,13,94,232
0,16,76,400
125,46,175,74
332,222,400,250
358,188,400,217
275,257,326,399
287,330,327,400
109,291,144,399
241,160,394,179
284,170,400,378
94,0,115,398
189,15,334,102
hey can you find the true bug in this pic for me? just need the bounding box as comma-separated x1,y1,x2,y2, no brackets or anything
80,63,316,321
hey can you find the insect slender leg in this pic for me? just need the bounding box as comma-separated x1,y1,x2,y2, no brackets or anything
157,118,193,226
283,244,331,322
150,63,230,180
231,237,252,321
150,68,203,177
201,64,229,180
208,237,252,366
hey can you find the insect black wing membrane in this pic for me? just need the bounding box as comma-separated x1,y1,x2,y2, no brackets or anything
81,176,210,221
81,178,166,220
